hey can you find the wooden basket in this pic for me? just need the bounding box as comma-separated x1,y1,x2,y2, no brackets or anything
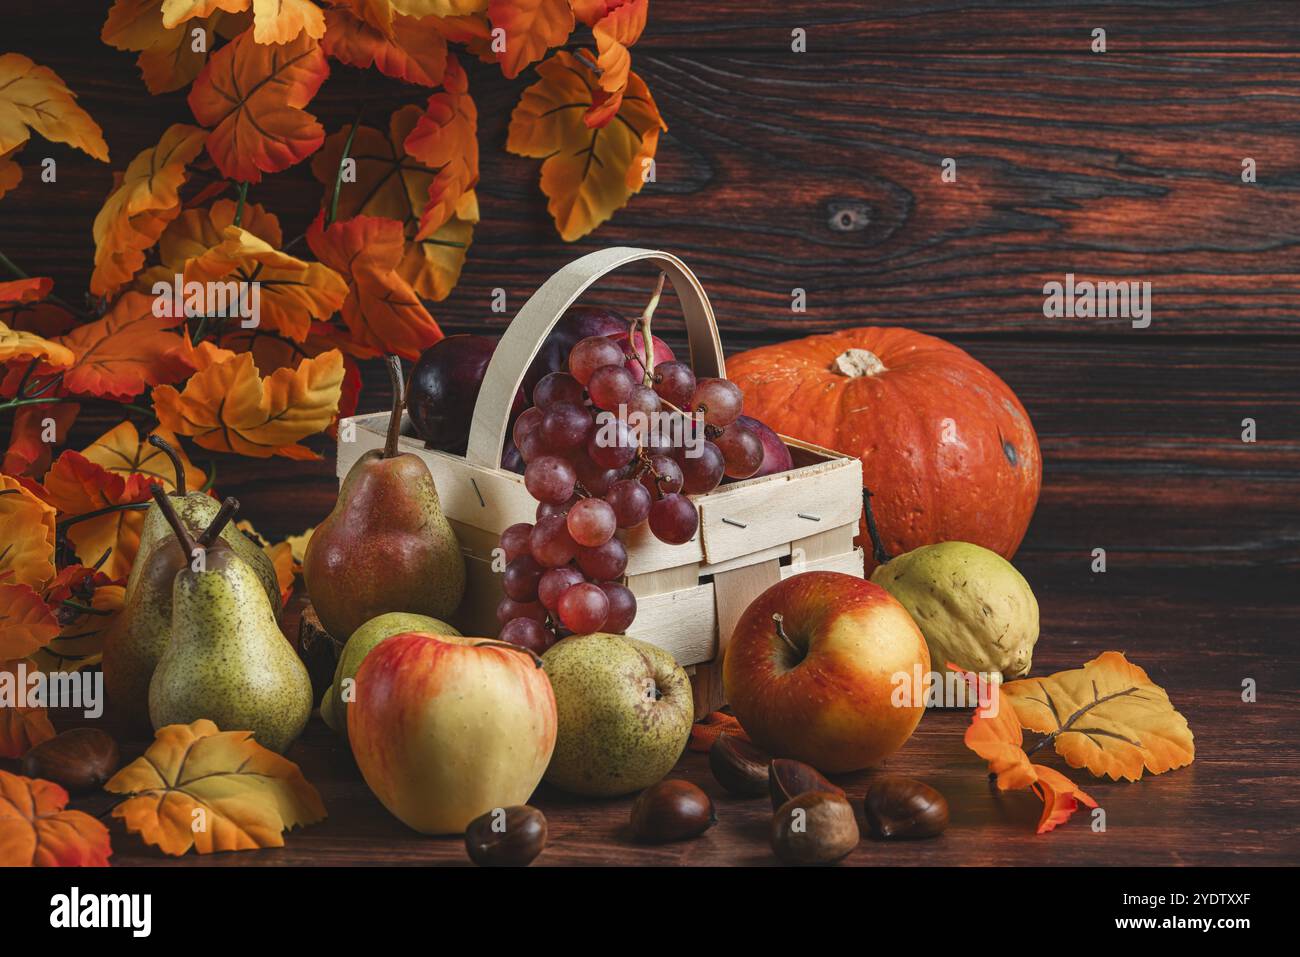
336,247,864,716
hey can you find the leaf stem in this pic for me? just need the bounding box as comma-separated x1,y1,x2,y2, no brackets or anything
233,182,249,228
328,107,363,228
57,501,152,529
0,250,28,280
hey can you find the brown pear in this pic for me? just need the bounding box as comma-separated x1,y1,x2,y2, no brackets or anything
304,356,466,641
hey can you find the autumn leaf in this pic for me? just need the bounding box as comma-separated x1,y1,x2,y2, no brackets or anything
0,659,56,758
306,212,443,359
90,123,209,298
403,55,479,241
1030,764,1098,835
103,0,251,95
43,450,157,580
0,770,112,866
0,585,61,661
32,292,196,401
391,0,490,17
0,475,57,589
0,277,52,305
177,226,348,342
141,196,283,288
1003,651,1195,782
321,6,447,86
507,50,665,241
31,566,125,674
591,0,647,100
3,403,80,479
962,684,1038,792
311,108,475,301
153,341,344,459
0,147,21,199
488,0,574,80
0,321,76,369
163,0,326,45
106,718,325,855
0,54,109,162
188,30,329,183
80,421,207,494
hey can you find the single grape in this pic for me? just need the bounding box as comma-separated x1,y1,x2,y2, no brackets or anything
649,493,699,545
512,406,544,445
623,384,663,435
557,582,610,634
503,555,544,601
500,522,534,563
587,415,637,469
690,378,743,427
529,513,579,568
653,361,696,409
678,440,725,494
533,371,585,409
499,617,556,654
496,597,547,625
574,457,621,497
517,427,548,464
598,582,637,633
587,364,637,411
605,479,652,528
535,495,579,521
568,336,626,386
538,565,586,611
566,497,617,547
524,455,577,504
715,422,765,479
577,537,628,580
539,400,594,450
640,453,684,497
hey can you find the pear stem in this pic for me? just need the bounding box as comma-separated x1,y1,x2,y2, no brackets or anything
196,497,240,548
151,484,197,561
862,488,892,565
771,613,801,657
383,354,404,460
473,639,544,669
147,435,187,496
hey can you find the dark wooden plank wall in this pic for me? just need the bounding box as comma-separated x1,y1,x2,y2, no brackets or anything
3,1,1297,570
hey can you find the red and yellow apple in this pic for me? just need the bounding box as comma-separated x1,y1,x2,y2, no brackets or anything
349,632,557,834
723,571,929,773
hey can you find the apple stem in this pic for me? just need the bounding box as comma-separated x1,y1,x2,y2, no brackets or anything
196,497,240,548
383,354,405,460
771,613,801,658
862,488,893,566
151,484,198,562
147,435,187,496
473,639,544,668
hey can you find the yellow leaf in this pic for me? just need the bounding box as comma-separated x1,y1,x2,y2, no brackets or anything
79,421,207,494
0,54,108,162
152,342,345,459
162,0,325,45
0,321,76,368
1003,651,1195,782
105,718,325,855
391,0,488,16
141,197,283,289
91,123,208,298
103,0,249,95
0,585,60,661
507,50,665,241
0,475,57,590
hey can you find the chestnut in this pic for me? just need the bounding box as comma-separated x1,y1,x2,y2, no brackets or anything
709,736,769,796
770,791,860,865
464,805,548,866
863,776,949,839
768,757,844,810
20,728,119,793
630,780,716,843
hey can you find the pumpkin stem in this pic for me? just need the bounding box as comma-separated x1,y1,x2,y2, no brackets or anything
862,488,892,565
833,348,887,378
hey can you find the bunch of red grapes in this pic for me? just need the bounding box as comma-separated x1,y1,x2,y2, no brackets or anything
496,328,771,654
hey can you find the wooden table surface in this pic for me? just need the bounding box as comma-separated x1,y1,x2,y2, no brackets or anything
3,1,1299,866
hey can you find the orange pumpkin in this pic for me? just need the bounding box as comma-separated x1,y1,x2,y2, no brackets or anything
727,328,1040,568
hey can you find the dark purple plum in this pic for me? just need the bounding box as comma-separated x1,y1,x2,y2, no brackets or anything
737,414,794,478
408,335,525,453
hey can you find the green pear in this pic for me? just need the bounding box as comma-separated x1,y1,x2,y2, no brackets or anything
541,634,693,797
102,495,242,734
304,356,465,640
146,489,311,754
320,612,460,734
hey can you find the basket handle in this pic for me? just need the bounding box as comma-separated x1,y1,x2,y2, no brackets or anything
465,247,726,468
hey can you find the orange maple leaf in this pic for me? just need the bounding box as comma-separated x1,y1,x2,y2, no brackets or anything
0,659,56,759
0,770,112,866
43,449,158,580
0,278,52,305
488,0,574,80
306,212,443,359
163,0,325,45
103,0,251,95
105,718,325,855
0,585,61,661
0,474,57,589
507,50,665,241
3,403,80,479
321,6,447,86
31,565,125,674
592,0,646,101
90,123,208,298
188,30,329,183
403,55,479,241
152,341,344,459
1030,764,1098,835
